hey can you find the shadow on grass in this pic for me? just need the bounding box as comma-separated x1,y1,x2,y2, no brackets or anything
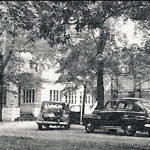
93,129,149,138
37,126,70,131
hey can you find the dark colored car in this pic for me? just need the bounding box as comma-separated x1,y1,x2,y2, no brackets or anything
36,101,70,130
82,98,150,136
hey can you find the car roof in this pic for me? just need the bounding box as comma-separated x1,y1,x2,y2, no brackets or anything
42,101,68,105
106,97,150,103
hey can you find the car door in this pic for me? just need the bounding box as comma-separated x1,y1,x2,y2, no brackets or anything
100,101,118,126
129,102,146,129
69,105,81,124
115,100,138,126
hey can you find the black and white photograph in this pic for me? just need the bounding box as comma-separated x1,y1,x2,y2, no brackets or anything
0,1,150,150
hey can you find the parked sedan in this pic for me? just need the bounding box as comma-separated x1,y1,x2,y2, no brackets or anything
36,101,70,130
82,97,150,136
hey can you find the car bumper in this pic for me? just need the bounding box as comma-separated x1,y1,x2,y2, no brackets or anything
36,120,68,125
144,124,150,128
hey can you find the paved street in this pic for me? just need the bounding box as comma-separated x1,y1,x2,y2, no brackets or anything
0,121,150,150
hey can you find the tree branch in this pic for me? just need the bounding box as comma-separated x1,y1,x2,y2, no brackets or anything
90,28,98,46
102,3,149,25
2,27,16,71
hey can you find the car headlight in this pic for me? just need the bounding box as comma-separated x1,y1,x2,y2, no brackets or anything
37,114,43,121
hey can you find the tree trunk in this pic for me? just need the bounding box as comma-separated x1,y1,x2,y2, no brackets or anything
18,83,21,107
111,76,113,99
0,55,3,122
138,78,142,98
97,60,104,110
82,84,86,121
96,28,107,110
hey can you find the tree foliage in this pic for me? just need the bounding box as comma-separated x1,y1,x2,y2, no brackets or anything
56,31,97,92
0,1,50,121
32,1,150,109
1,1,150,120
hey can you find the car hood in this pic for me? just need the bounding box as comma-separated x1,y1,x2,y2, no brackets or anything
42,109,63,118
92,110,103,114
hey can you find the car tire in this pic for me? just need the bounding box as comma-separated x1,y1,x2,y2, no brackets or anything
148,130,150,137
38,124,42,130
85,122,95,133
108,129,118,135
68,124,70,129
124,125,136,136
46,124,49,128
64,124,70,130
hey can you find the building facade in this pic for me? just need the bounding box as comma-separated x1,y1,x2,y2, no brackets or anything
2,56,150,122
2,67,95,121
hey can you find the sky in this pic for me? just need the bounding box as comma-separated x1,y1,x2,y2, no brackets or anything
94,16,145,48
114,17,144,47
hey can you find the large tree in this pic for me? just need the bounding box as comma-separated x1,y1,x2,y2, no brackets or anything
0,1,47,121
35,1,150,109
56,31,97,118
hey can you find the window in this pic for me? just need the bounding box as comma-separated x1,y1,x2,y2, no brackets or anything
49,90,61,101
125,103,133,111
117,101,133,111
23,89,35,103
65,92,77,104
80,93,91,104
133,102,144,112
88,95,91,104
50,90,52,101
117,102,125,110
65,95,67,103
85,96,87,104
80,92,82,104
105,101,117,110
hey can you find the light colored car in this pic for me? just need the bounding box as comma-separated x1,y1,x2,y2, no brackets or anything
36,101,70,130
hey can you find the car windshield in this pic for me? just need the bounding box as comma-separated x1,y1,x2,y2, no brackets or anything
140,101,150,111
42,103,63,110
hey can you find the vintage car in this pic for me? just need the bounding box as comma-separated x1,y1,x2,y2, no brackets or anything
36,101,70,130
82,98,150,136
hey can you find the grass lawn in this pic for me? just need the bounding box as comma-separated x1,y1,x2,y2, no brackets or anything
0,135,150,150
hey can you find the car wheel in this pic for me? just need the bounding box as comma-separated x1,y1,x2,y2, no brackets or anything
67,124,70,129
148,130,150,137
64,124,70,130
85,122,95,133
38,124,42,130
124,125,136,136
46,124,49,128
108,129,118,135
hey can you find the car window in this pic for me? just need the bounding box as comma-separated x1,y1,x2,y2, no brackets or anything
133,102,145,112
44,104,63,109
117,102,125,110
117,101,133,111
41,102,64,111
125,103,133,111
140,102,150,111
105,101,117,110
